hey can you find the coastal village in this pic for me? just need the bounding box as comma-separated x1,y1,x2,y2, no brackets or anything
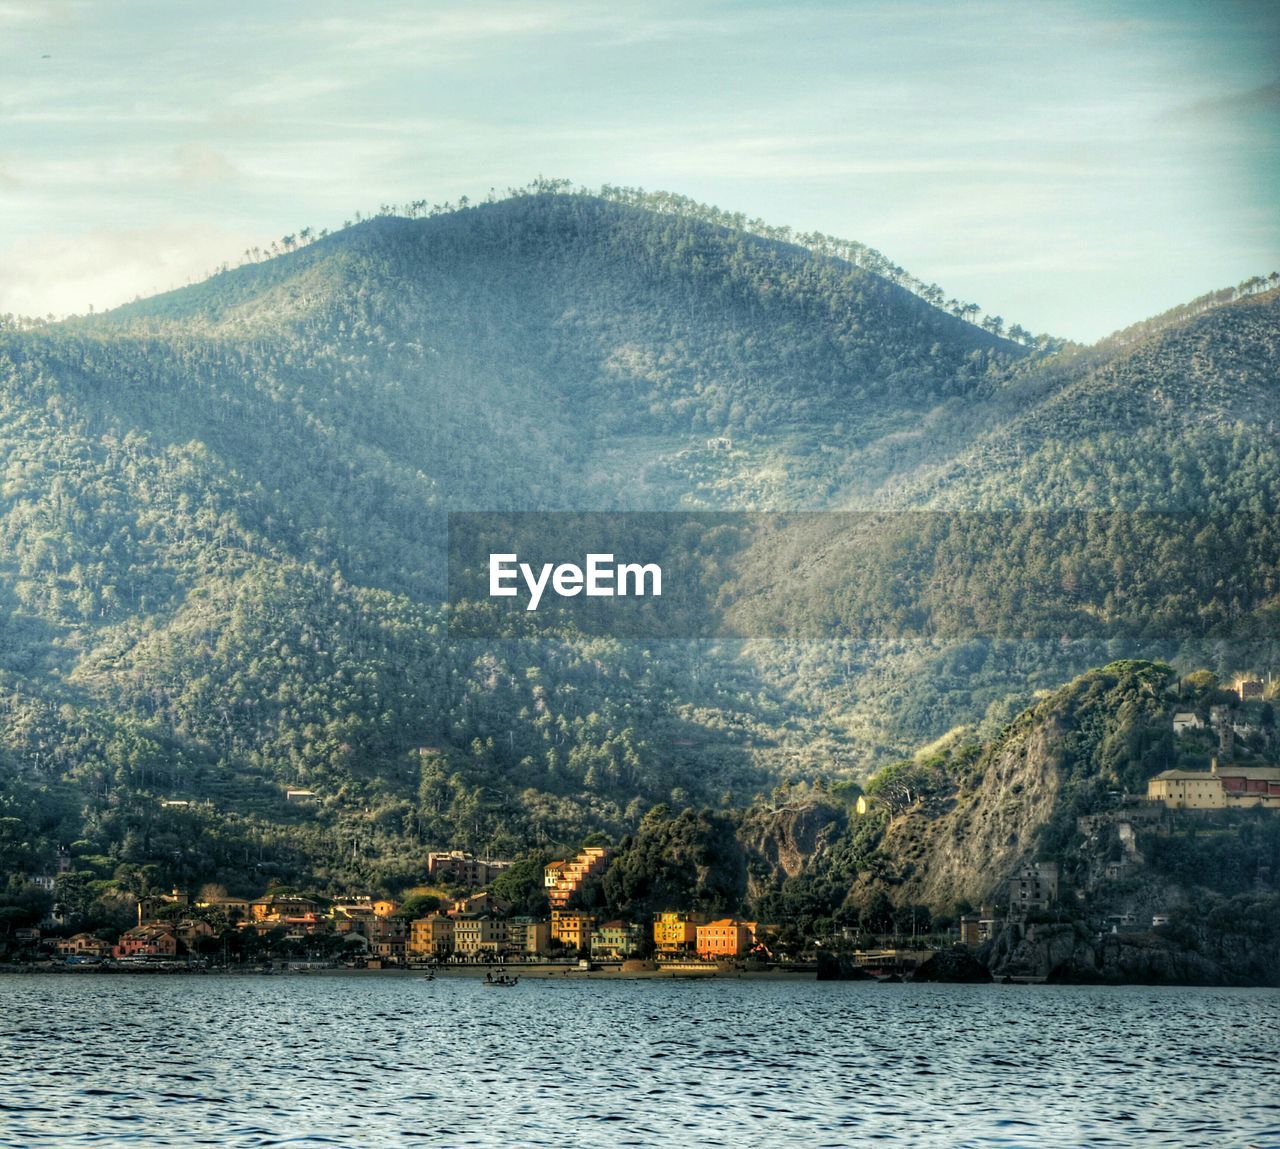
6,678,1278,978
11,843,776,974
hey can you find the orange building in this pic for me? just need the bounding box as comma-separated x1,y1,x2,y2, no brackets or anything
544,847,611,909
653,910,706,954
551,909,595,953
696,919,755,960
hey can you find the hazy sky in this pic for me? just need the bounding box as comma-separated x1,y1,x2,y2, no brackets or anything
1,0,1276,341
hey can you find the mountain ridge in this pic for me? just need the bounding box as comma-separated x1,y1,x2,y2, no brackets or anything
0,189,1276,915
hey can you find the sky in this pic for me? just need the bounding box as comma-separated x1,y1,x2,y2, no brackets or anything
0,0,1276,342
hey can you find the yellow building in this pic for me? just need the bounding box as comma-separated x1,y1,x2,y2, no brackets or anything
1148,763,1280,810
198,896,251,925
550,910,595,953
250,895,320,922
453,915,509,957
409,914,455,958
652,910,706,954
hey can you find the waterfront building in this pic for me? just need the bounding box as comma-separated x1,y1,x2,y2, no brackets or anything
1009,863,1059,910
550,909,595,953
409,914,456,959
507,916,550,956
653,910,706,954
696,919,755,959
590,920,643,960
453,915,509,957
113,924,179,959
55,933,111,958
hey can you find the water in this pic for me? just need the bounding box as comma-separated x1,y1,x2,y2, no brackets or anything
1,973,1277,1148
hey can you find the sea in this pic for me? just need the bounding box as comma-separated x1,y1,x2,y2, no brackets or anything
1,973,1276,1148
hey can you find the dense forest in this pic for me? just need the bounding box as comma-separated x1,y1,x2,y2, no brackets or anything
0,188,1277,921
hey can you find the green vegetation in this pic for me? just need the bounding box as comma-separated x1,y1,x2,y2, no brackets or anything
0,189,1277,921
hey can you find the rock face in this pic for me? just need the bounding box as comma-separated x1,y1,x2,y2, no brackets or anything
860,713,1069,909
739,798,846,902
984,922,1280,987
816,952,874,980
912,947,991,983
856,662,1176,911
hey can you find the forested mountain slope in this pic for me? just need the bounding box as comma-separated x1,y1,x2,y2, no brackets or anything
0,188,1275,901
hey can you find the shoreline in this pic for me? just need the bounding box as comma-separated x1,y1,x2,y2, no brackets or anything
0,960,818,980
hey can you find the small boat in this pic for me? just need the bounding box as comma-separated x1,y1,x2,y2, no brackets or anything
483,973,519,987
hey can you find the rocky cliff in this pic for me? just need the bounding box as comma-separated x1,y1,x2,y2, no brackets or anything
851,661,1176,909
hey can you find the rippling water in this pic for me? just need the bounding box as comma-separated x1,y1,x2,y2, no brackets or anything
1,973,1277,1148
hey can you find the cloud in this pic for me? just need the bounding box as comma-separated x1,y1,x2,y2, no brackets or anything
1165,78,1280,122
0,0,81,24
310,9,573,55
0,224,261,319
175,144,239,187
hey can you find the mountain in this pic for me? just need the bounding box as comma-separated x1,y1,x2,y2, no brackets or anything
0,187,1276,911
736,660,1280,985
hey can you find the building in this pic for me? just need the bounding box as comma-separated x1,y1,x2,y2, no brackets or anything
590,921,643,961
1238,680,1265,702
507,916,550,956
136,888,189,925
544,847,611,910
367,916,409,964
450,891,510,917
409,914,455,959
172,919,216,949
197,895,251,925
959,914,980,948
114,924,179,959
427,851,513,888
550,910,595,953
453,915,509,957
250,895,321,923
1009,862,1059,911
1147,762,1280,810
696,919,755,960
653,910,706,954
1172,712,1203,734
55,933,111,958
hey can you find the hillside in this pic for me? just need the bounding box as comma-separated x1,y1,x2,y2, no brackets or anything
736,660,1280,983
0,188,1277,911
